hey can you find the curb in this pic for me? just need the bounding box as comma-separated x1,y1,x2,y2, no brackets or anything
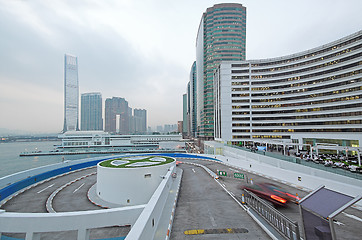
46,172,96,213
87,184,109,209
164,169,182,240
0,166,96,208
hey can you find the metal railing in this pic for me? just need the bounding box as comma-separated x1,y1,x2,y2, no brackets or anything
243,189,301,240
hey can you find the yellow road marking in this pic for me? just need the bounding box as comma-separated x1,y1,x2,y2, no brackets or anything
184,228,248,235
184,229,205,235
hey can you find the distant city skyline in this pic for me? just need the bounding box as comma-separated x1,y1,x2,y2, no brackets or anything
0,0,362,133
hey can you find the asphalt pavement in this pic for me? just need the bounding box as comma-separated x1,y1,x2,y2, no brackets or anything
170,162,270,239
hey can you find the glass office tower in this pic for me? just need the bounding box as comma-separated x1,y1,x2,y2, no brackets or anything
81,92,103,131
63,54,79,132
196,3,246,139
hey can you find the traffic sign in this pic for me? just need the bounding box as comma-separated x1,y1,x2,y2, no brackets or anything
218,170,227,176
234,172,244,179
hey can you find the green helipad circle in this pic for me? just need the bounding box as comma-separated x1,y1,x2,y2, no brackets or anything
99,155,175,168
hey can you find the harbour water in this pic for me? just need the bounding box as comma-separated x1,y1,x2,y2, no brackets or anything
0,141,108,178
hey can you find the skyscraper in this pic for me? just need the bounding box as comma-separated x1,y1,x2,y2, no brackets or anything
105,97,130,134
182,93,188,136
189,61,197,137
196,3,246,139
63,54,79,132
81,92,103,131
134,109,147,134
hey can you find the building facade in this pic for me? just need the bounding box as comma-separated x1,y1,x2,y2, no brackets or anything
105,97,129,134
182,93,188,136
58,131,183,150
189,61,197,137
134,109,147,134
196,3,246,139
81,92,103,131
214,31,362,147
63,54,79,132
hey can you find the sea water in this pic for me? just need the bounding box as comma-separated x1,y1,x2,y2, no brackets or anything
0,141,107,178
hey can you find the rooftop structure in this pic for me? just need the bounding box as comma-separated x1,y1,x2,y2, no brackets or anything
97,156,176,206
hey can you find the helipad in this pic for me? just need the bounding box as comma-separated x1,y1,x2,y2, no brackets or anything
99,155,174,168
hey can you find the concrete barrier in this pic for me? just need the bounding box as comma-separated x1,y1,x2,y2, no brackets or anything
125,166,176,240
0,205,144,239
205,143,362,207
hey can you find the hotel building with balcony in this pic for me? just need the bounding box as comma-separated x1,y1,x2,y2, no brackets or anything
214,31,362,148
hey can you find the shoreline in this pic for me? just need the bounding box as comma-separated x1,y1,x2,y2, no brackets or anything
19,149,186,157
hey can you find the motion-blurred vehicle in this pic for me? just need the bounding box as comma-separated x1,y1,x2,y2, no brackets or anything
176,161,182,166
242,182,300,207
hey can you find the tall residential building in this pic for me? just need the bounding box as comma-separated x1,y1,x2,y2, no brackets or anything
63,54,79,132
189,61,197,137
182,93,188,136
81,92,103,131
105,97,129,134
134,109,147,134
129,107,135,134
196,3,246,139
214,31,362,147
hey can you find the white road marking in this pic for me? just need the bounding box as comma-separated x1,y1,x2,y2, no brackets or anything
37,184,54,194
334,221,344,226
215,179,247,211
207,208,217,227
343,212,362,222
229,168,239,172
192,169,196,173
73,183,85,193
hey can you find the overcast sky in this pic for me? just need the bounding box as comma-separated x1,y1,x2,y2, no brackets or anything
0,0,361,133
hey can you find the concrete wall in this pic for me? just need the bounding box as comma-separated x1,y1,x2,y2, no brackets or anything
0,205,143,232
0,205,144,239
125,166,176,240
96,160,176,205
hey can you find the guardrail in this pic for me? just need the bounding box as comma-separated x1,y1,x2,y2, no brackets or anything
228,144,362,180
243,189,301,240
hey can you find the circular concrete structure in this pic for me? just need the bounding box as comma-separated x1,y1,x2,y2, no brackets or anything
96,155,176,206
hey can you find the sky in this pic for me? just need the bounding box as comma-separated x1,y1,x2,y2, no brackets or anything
0,0,361,134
